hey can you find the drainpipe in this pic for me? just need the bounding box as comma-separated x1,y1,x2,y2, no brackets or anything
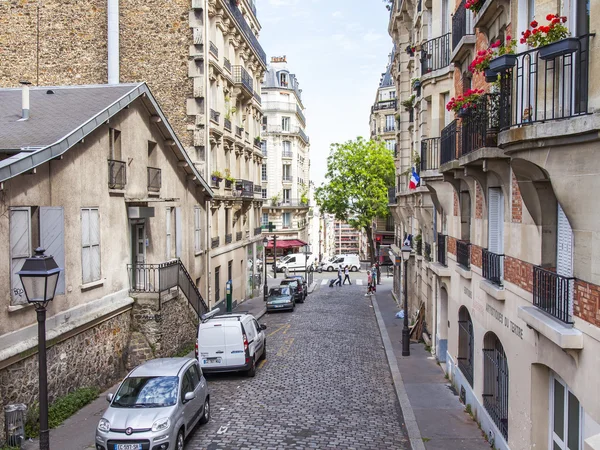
20,81,31,120
431,275,438,357
107,0,119,84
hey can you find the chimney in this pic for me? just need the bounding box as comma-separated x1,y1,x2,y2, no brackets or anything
20,81,31,120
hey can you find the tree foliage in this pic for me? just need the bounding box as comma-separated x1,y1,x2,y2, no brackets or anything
315,137,395,260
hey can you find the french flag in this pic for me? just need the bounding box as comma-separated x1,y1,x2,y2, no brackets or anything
408,168,420,190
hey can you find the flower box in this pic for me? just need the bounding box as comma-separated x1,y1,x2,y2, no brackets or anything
538,38,580,61
457,107,471,118
484,69,498,82
489,54,517,72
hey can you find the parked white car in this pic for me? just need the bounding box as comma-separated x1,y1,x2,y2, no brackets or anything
322,254,361,272
275,253,317,273
196,311,266,377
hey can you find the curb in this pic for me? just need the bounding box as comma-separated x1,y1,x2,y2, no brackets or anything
255,307,267,320
371,294,426,450
308,281,317,294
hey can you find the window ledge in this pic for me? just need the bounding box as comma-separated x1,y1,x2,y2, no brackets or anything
108,189,126,196
518,306,583,350
195,250,205,257
148,191,161,197
81,279,104,291
8,302,34,313
430,262,451,278
479,279,505,300
455,265,472,279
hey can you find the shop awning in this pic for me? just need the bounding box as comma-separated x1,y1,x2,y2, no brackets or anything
267,238,307,249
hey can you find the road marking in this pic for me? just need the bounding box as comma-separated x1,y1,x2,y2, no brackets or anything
267,324,288,337
321,279,328,285
217,425,229,435
257,359,267,369
282,323,291,334
276,337,295,357
356,279,363,285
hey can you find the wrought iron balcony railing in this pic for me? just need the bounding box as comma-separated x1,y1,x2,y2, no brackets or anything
437,233,447,266
235,179,254,198
108,159,126,189
211,237,220,249
298,128,309,143
224,57,232,72
224,117,232,131
533,266,575,324
421,34,451,74
209,41,218,58
282,175,292,182
225,233,233,244
420,137,440,171
254,227,262,236
388,186,397,205
210,109,220,124
371,99,397,112
482,249,504,286
236,126,243,138
222,0,266,65
147,167,161,192
296,104,306,125
457,240,471,269
233,65,254,94
383,125,395,132
236,231,243,241
282,150,293,158
440,120,459,165
461,93,498,156
499,34,591,131
452,0,474,50
253,91,261,105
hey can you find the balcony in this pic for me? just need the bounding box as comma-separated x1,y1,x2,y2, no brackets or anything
147,167,161,192
482,249,503,287
388,187,397,205
233,65,254,96
211,237,220,249
222,0,266,65
457,240,471,269
282,175,292,183
371,99,397,112
451,0,475,63
382,125,395,133
296,104,306,126
298,128,309,144
236,126,243,138
440,120,459,166
267,198,309,208
224,57,231,73
225,233,233,244
210,109,220,125
282,150,293,158
209,41,219,59
460,93,499,159
236,231,243,241
254,227,262,236
420,137,440,172
533,266,574,324
499,35,591,133
224,117,232,131
108,159,126,189
235,179,254,198
420,34,451,75
253,91,261,105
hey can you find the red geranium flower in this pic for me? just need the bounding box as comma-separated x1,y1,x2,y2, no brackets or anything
530,20,538,27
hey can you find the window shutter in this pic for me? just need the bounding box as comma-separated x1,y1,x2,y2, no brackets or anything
175,207,182,258
40,207,65,295
81,208,91,284
556,204,574,277
488,188,504,254
10,208,31,305
194,206,201,252
90,209,101,281
166,208,172,259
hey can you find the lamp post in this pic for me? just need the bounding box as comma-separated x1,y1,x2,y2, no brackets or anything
17,248,62,450
263,236,269,301
303,244,310,282
272,234,278,279
401,244,412,357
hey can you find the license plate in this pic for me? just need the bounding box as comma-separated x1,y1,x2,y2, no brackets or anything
275,305,284,308
116,445,141,450
202,358,222,364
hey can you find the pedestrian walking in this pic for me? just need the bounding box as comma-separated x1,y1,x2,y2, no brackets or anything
365,271,373,296
370,265,377,293
343,265,352,285
335,266,343,286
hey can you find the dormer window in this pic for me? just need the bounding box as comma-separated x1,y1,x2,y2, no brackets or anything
279,72,288,87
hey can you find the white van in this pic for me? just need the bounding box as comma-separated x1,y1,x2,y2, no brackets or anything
322,254,361,272
196,311,266,377
275,253,317,272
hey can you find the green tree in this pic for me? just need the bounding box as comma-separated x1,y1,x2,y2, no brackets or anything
315,137,395,263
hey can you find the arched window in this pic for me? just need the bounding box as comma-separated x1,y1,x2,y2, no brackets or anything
483,332,509,440
457,306,474,387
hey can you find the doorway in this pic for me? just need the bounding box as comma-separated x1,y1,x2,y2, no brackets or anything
131,222,146,290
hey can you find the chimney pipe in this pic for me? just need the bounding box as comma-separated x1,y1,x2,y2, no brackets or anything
107,0,120,84
20,81,31,120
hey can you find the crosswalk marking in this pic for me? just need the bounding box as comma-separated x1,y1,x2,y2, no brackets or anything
356,279,363,285
321,279,328,285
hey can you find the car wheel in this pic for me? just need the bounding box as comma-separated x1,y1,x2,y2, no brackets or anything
199,397,210,424
351,266,358,272
176,429,185,450
247,356,256,377
327,266,333,272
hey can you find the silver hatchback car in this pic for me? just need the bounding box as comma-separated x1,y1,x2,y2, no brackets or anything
95,358,210,450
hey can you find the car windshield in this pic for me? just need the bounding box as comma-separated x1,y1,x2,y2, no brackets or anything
269,287,290,296
112,376,178,408
280,280,298,287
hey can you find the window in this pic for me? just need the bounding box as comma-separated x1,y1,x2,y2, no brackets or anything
214,266,220,303
262,164,267,181
109,128,122,160
279,72,288,87
283,213,291,228
282,165,291,181
487,187,504,254
262,188,267,199
389,91,396,99
166,207,173,259
282,141,291,157
262,116,267,132
81,208,101,284
262,213,269,226
385,140,396,152
10,208,32,305
282,116,290,131
482,332,509,440
261,140,267,156
283,189,291,204
385,115,395,131
194,206,202,252
551,374,583,450
457,307,474,387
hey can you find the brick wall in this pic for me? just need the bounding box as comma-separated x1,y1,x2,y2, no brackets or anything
448,236,457,255
511,171,523,223
574,280,600,327
454,190,459,216
471,31,489,92
504,256,534,293
471,244,482,268
475,182,483,219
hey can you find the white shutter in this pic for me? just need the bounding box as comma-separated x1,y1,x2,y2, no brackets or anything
557,204,574,277
81,208,100,284
10,208,31,305
81,208,91,284
90,209,101,281
40,207,65,295
488,188,504,254
166,208,172,259
194,206,201,252
175,207,182,258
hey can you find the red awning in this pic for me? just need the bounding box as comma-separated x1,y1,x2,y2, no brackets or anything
267,238,307,249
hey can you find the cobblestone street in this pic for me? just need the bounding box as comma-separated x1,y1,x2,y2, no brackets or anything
188,273,410,449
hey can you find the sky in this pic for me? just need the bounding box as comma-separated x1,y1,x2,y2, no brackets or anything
256,0,394,187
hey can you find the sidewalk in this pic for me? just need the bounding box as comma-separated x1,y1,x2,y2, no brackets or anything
372,281,488,450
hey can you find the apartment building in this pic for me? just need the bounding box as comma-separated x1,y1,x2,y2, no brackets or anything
1,0,267,307
261,57,311,252
333,221,366,259
388,0,600,448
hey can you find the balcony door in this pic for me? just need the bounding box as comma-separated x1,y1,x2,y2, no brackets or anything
132,222,146,290
550,373,583,450
557,204,574,316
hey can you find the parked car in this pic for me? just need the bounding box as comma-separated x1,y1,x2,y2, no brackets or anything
275,253,317,272
196,310,266,377
266,286,296,312
96,358,209,450
322,254,361,272
282,275,307,301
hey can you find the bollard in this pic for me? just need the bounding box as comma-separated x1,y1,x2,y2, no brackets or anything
226,280,232,313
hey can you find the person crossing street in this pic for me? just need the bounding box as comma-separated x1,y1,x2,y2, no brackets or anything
343,265,352,285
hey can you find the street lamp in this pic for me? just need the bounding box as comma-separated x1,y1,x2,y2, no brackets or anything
401,244,412,357
17,248,62,450
263,236,269,302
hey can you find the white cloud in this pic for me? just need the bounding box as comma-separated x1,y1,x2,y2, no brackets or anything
332,10,342,18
